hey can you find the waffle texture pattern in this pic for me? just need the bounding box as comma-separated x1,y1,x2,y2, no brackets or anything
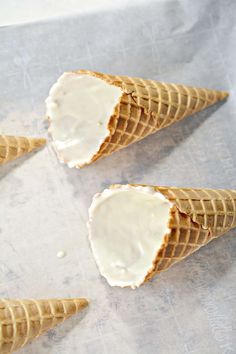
0,135,46,164
77,70,228,166
112,185,236,280
0,298,88,353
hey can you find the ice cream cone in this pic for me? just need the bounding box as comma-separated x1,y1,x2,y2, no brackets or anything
46,70,228,168
77,70,229,166
0,135,46,165
88,184,236,287
0,298,88,353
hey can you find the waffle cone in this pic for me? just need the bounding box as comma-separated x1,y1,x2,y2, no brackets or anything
75,70,228,166
0,298,88,353
112,185,236,281
0,135,46,165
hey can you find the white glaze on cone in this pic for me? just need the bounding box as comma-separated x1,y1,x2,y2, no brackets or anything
88,185,172,288
46,72,122,167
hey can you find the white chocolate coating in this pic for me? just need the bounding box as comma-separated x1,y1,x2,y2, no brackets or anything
88,185,172,288
46,72,122,167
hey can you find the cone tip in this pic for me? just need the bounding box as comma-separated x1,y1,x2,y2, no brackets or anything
69,298,89,312
55,297,89,307
32,137,47,147
76,297,89,307
221,90,229,100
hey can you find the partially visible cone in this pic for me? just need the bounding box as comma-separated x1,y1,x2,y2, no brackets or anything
0,298,88,353
77,70,229,166
0,135,46,165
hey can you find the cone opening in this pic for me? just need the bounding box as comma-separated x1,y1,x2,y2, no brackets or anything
46,72,122,167
88,185,172,288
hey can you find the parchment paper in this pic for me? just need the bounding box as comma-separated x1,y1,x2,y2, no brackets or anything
0,0,236,353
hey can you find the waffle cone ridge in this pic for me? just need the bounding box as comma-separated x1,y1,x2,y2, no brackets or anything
112,185,236,279
0,135,46,165
0,298,88,353
76,70,228,166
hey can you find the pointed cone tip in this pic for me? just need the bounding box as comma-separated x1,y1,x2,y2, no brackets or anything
74,297,89,309
218,90,229,100
30,137,47,148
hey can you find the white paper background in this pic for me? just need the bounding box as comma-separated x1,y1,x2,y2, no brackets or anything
0,0,236,353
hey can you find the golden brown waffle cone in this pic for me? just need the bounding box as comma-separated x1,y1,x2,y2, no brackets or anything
111,185,236,282
0,298,88,353
73,70,228,166
0,135,46,165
